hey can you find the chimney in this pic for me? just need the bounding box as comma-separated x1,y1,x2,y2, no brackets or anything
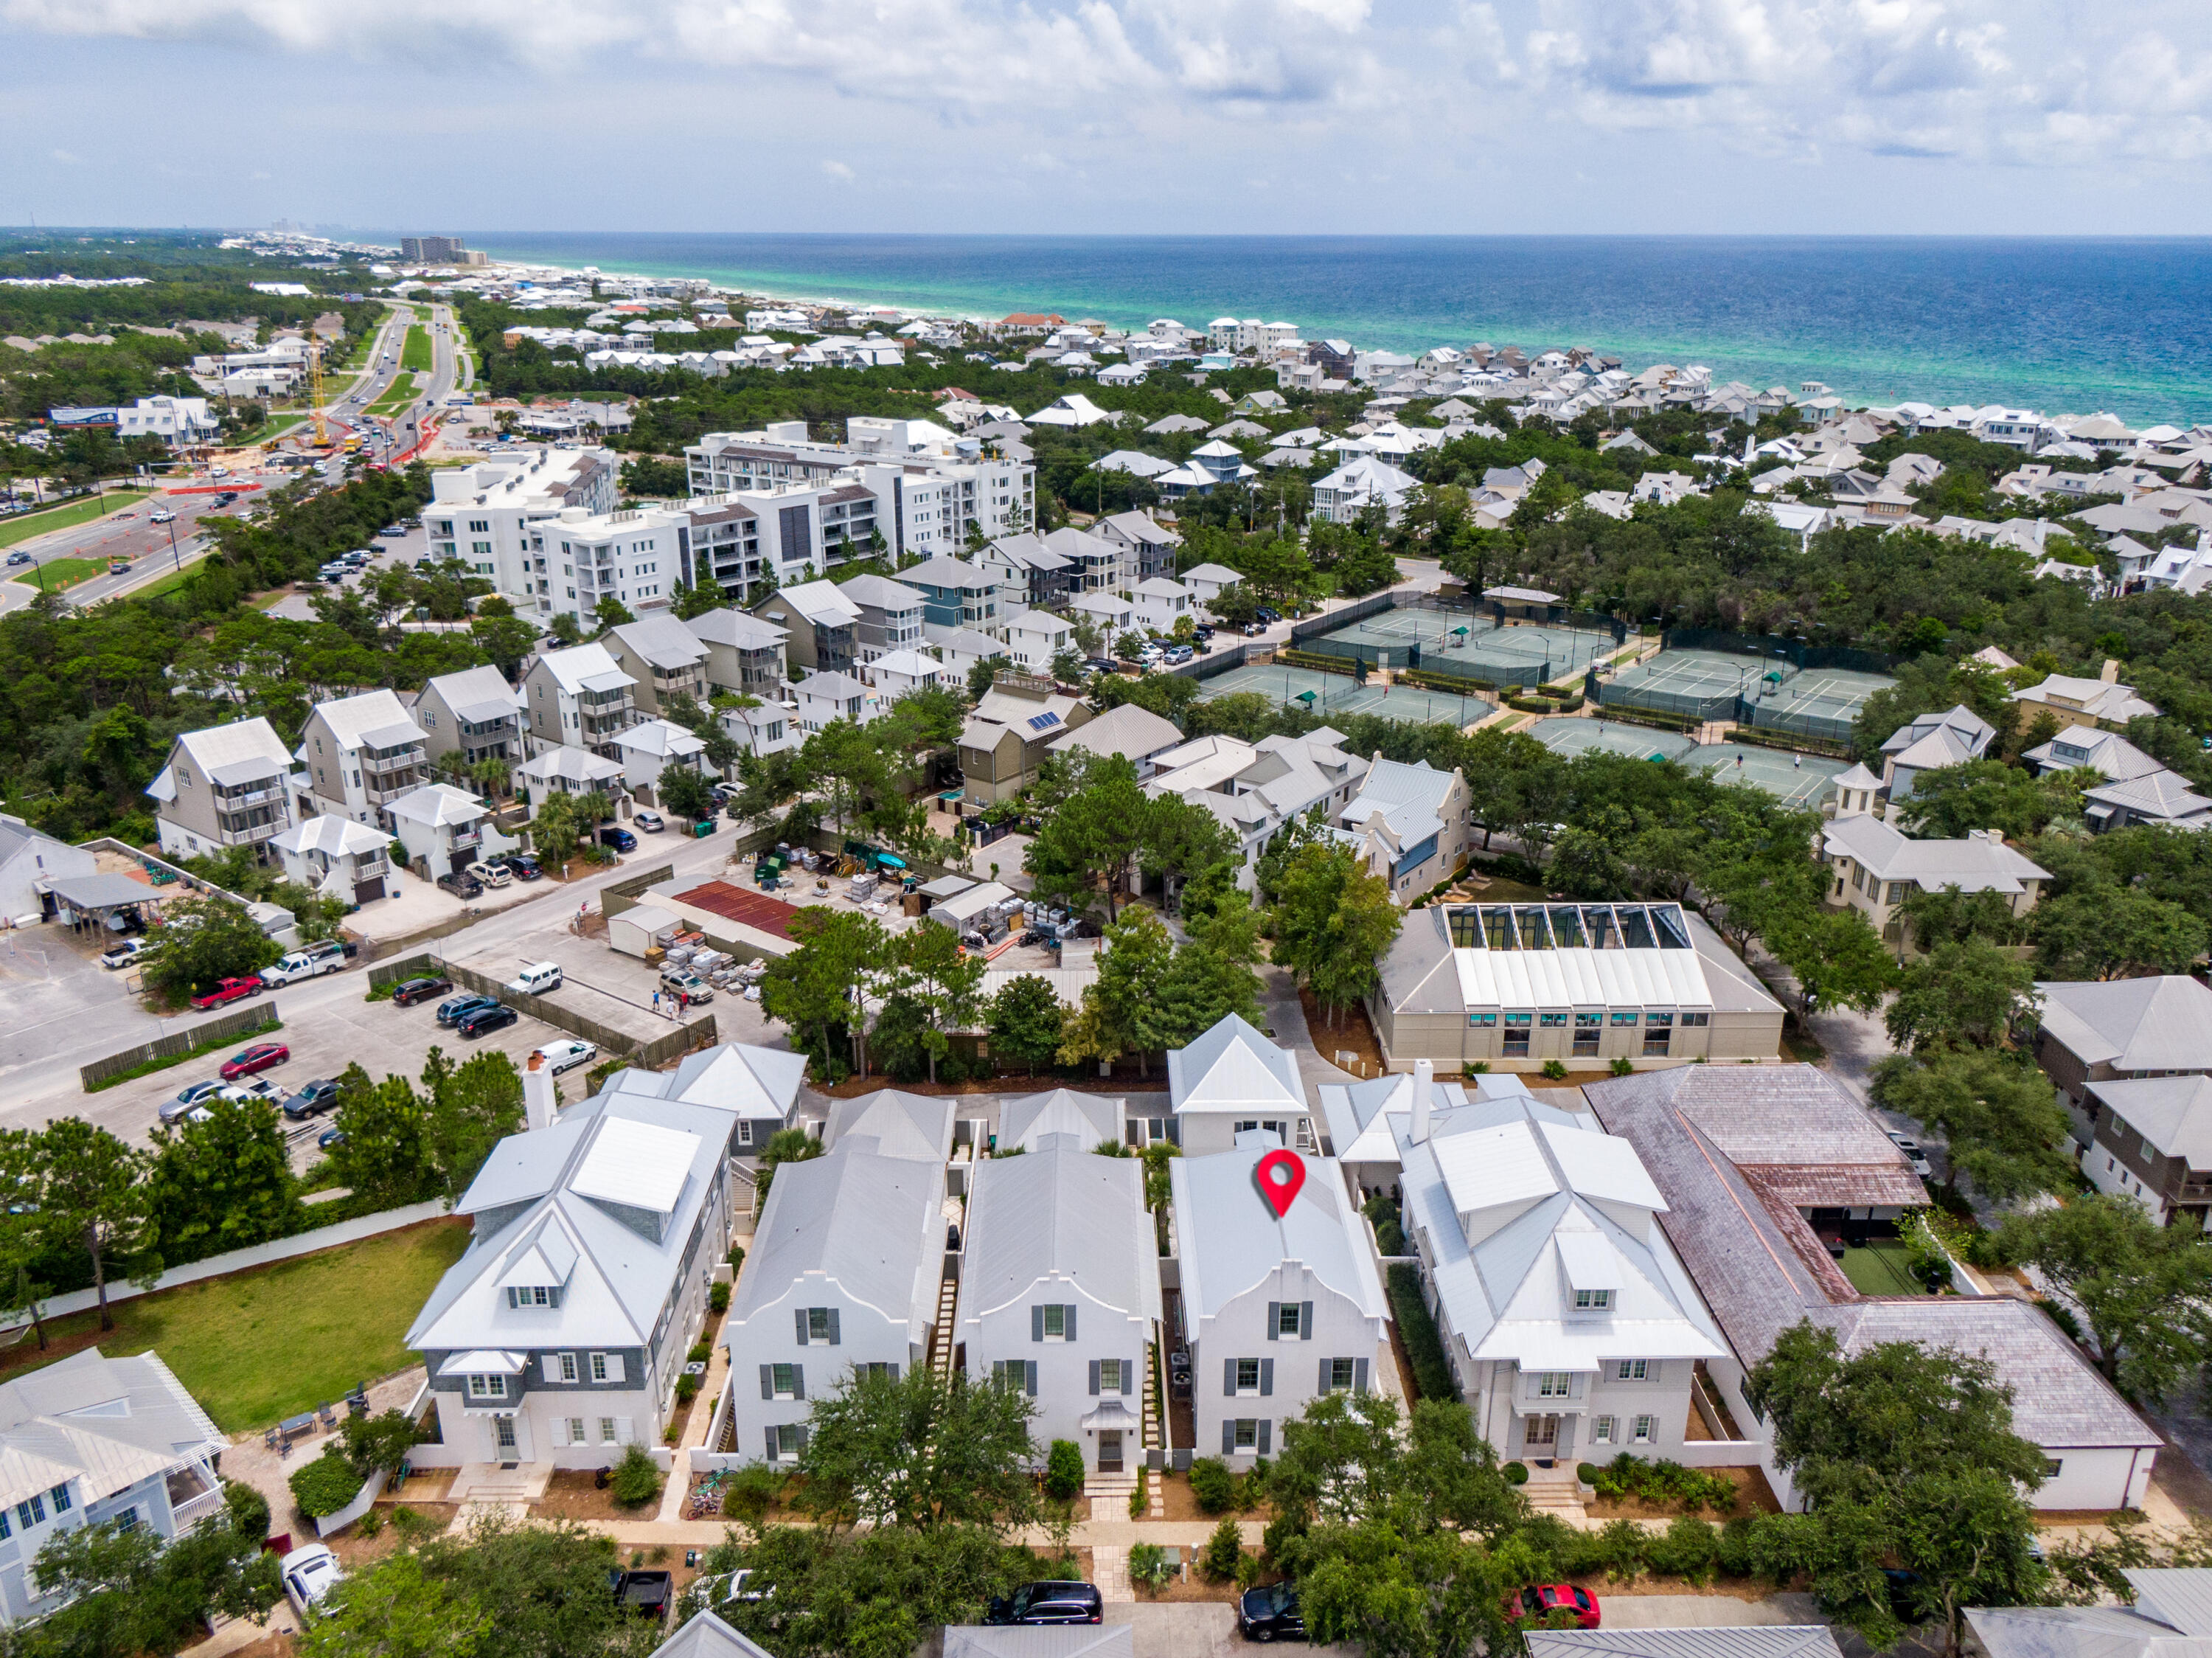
1411,1058,1433,1144
2101,658,2121,685
524,1051,555,1131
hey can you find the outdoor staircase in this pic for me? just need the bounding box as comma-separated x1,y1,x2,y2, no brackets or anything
928,1267,960,1378
448,1462,549,1525
1141,1341,1164,1457
1520,1467,1588,1523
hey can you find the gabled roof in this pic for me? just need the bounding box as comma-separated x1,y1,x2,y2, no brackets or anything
945,1626,1133,1658
2084,1075,2212,1168
1182,561,1244,583
426,665,520,726
1168,1013,1305,1117
1048,703,1183,766
518,747,625,786
766,580,860,628
610,614,710,671
1170,1147,1385,1321
1527,1630,1842,1658
870,648,943,681
836,572,926,611
998,1088,1122,1153
2036,977,2212,1072
0,1349,224,1513
1097,510,1182,544
684,608,788,652
164,716,293,793
2024,727,2168,783
532,642,635,696
959,1147,1161,1326
650,1609,779,1658
308,687,426,751
900,555,997,590
274,814,390,857
2084,770,2212,825
1820,815,2048,892
602,1041,807,1122
724,1147,942,1340
825,1089,957,1162
1340,756,1458,849
386,783,489,828
613,718,708,761
1318,1068,1473,1164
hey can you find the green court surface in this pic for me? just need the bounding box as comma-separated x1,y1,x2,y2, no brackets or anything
1743,664,1896,747
1601,647,1894,746
1198,662,1493,728
1686,741,1849,810
1304,608,1617,686
1528,716,1695,763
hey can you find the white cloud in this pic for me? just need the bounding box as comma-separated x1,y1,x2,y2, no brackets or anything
49,147,80,163
819,159,853,181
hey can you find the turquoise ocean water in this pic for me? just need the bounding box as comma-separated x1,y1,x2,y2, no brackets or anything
466,234,2212,425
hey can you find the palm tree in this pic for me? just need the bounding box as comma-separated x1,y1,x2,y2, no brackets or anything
470,755,512,802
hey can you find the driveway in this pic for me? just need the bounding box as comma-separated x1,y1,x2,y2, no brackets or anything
1103,1602,1357,1658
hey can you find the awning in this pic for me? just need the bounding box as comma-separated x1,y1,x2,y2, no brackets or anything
46,873,167,912
439,1350,528,1377
1079,1399,1140,1432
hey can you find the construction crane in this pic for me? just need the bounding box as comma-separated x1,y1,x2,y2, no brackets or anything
306,337,328,446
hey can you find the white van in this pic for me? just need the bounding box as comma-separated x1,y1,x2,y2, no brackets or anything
507,961,563,996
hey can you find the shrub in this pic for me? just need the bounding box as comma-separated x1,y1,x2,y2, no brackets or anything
223,1478,271,1541
1235,1553,1262,1590
1189,1457,1237,1514
609,1443,663,1508
689,1342,711,1364
1610,1057,1635,1077
355,1504,385,1539
1130,1466,1149,1519
1044,1440,1085,1502
1464,1061,1489,1075
1541,1059,1569,1081
1202,1516,1244,1581
390,1505,440,1542
722,1463,785,1522
1647,1517,1720,1585
1591,1516,1652,1581
288,1447,364,1519
675,1373,700,1405
1717,1514,1758,1578
709,1282,730,1314
728,1245,746,1270
1743,1510,1821,1585
1576,1463,1602,1486
1385,1263,1455,1401
1128,1541,1175,1595
1363,1193,1407,1257
1503,1460,1529,1485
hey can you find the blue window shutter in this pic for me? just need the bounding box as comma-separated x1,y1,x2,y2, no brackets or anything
1301,1301,1314,1339
1265,1301,1280,1342
1032,1305,1044,1343
1355,1358,1369,1395
1319,1357,1332,1392
1088,1360,1101,1396
1026,1361,1037,1398
888,1364,900,1381
1259,1359,1273,1397
1258,1419,1271,1455
795,1308,808,1345
765,1427,777,1460
1222,1419,1236,1454
792,1365,804,1401
1224,1359,1236,1396
759,1364,772,1401
1119,1361,1133,1396
1063,1303,1077,1342
827,1309,841,1346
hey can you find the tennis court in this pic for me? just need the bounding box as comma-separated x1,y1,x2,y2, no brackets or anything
1742,664,1896,747
1686,742,1851,810
1528,717,1696,763
1598,648,1778,723
1197,662,1493,728
1301,609,1618,686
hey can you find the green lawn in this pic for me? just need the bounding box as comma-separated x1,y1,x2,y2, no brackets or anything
12,555,112,591
400,324,433,373
0,489,154,549
1838,1239,1921,1297
369,375,422,417
134,555,216,600
0,1219,471,1431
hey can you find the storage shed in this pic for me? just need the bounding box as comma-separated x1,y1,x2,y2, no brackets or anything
611,903,683,959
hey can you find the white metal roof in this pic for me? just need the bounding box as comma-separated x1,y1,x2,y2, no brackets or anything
570,1117,701,1214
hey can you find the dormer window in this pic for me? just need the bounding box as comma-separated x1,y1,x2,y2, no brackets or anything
506,1286,561,1308
1573,1289,1612,1311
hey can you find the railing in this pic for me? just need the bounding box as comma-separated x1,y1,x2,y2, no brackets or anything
215,783,287,808
170,1484,228,1532
218,821,284,847
364,746,428,771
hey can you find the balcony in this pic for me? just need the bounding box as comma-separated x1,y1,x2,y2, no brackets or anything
216,819,284,847
214,781,288,809
363,743,428,774
364,774,422,806
167,1465,224,1532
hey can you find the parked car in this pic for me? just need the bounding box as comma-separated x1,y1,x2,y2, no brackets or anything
318,1125,347,1151
189,977,263,1010
610,1570,673,1622
1506,1585,1600,1629
99,938,144,970
220,1042,290,1081
319,563,349,583
281,1078,340,1120
282,1544,344,1620
1886,1129,1933,1179
633,810,665,833
379,523,406,536
597,826,637,853
507,961,563,996
532,1039,597,1075
160,1080,227,1124
1163,644,1195,665
985,1583,1104,1627
436,993,499,1027
391,974,453,1007
658,968,713,1007
437,871,482,900
501,853,543,881
465,860,512,889
456,1003,519,1039
1239,1583,1307,1643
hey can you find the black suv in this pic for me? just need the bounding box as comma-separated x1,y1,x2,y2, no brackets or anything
984,1583,1103,1626
597,826,637,853
391,974,453,1007
1239,1584,1307,1643
501,853,543,881
456,1003,519,1038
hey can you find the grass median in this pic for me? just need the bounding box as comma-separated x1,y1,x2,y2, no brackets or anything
0,488,154,549
11,555,111,592
400,324,432,372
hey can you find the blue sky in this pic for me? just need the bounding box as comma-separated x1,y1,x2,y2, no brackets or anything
4,0,2211,235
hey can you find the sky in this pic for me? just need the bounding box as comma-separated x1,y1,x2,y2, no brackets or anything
6,0,2212,235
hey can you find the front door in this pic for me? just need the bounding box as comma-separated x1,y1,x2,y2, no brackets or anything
1097,1431,1123,1472
491,1413,530,1463
1524,1413,1558,1451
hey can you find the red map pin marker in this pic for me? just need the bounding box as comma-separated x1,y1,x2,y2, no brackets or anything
1255,1149,1306,1219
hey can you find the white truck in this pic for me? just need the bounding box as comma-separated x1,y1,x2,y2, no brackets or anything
258,939,347,986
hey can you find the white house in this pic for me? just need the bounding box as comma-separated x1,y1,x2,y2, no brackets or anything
272,814,394,906
791,670,883,734
614,718,709,805
1182,563,1245,606
1131,577,1193,632
1166,1013,1315,1154
518,746,627,818
147,718,299,864
1002,608,1076,674
922,623,1008,681
956,1145,1164,1477
1170,1143,1391,1465
593,1040,808,1164
115,395,219,447
386,782,498,881
720,1145,944,1465
1046,703,1186,780
1144,729,1366,892
1312,457,1417,525
718,699,799,761
0,815,98,925
521,642,641,760
1338,757,1472,902
860,648,945,698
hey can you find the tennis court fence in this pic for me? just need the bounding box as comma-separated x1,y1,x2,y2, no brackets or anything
1662,627,1902,677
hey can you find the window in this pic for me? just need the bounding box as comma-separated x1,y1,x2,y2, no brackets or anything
568,1418,585,1444
1632,1415,1655,1443
1573,1290,1612,1310
1573,1013,1601,1055
737,1121,754,1146
771,1364,800,1400
1099,1359,1127,1392
1233,1419,1259,1450
1616,1359,1649,1381
467,1375,506,1399
1468,1013,1497,1027
16,1494,44,1529
1328,1357,1356,1392
0,1508,10,1540
1536,1373,1571,1398
1593,1416,1616,1443
1235,1359,1261,1393
774,1424,804,1458
590,1353,609,1382
1043,1305,1066,1339
599,1418,619,1443
506,1286,556,1308
559,1353,578,1383
2045,1457,2065,1479
808,1308,834,1342
1609,1011,1638,1026
1540,1013,1568,1027
111,1508,138,1533
49,1484,69,1513
1277,1303,1303,1338
1680,1011,1709,1027
1644,1013,1674,1056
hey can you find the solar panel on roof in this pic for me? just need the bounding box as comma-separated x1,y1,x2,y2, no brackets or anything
1027,712,1062,731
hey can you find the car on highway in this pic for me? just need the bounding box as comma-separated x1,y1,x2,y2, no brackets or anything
456,1003,519,1039
1506,1585,1600,1629
500,853,543,881
437,993,500,1027
1238,1583,1307,1643
4,552,30,566
633,810,665,833
281,1544,344,1620
597,826,637,853
532,1039,598,1075
149,509,176,524
281,1078,341,1120
188,977,263,1010
161,1079,228,1123
219,1041,291,1081
390,974,454,1007
98,938,144,970
108,559,131,575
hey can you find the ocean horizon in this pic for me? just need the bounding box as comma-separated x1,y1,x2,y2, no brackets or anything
459,232,2212,426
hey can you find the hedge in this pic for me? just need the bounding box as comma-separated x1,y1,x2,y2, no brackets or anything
1385,1263,1455,1401
288,1447,363,1519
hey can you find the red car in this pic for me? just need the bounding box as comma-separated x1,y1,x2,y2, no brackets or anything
1507,1585,1601,1629
219,1042,291,1081
189,977,264,1010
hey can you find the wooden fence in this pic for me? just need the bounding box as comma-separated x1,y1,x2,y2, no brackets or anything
78,999,282,1091
597,863,676,923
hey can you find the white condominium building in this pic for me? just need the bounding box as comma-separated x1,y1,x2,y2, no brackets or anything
425,448,620,614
